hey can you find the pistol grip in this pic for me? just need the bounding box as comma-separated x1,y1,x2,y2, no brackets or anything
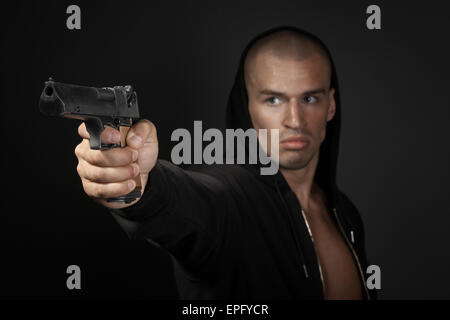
106,125,142,204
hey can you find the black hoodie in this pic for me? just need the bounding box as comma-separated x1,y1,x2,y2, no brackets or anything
110,26,376,300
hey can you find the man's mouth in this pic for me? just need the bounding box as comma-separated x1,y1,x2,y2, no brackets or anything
280,136,310,150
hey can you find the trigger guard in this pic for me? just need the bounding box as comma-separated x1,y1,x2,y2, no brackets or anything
85,118,122,150
84,118,104,150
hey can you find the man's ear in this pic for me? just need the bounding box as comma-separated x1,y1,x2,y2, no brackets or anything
327,88,336,122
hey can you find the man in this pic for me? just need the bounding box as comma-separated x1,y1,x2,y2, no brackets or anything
75,26,375,299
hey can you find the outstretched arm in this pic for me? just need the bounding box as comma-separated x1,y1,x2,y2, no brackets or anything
74,119,234,273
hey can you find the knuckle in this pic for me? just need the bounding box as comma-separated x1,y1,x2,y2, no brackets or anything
74,143,82,158
82,179,94,197
75,140,90,159
91,168,104,182
93,184,106,198
91,151,103,166
76,163,83,177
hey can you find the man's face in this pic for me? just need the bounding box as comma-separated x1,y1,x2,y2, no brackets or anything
246,52,336,170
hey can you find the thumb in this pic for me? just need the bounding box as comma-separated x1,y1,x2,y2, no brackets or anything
126,119,158,149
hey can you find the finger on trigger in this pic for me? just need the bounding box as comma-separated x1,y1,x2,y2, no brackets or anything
78,122,121,145
101,126,121,145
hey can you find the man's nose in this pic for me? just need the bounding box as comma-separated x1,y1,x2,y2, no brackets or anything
282,99,305,129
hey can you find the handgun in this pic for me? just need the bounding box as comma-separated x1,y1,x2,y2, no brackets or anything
39,78,141,204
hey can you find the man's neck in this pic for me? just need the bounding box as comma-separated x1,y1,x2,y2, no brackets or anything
279,151,320,213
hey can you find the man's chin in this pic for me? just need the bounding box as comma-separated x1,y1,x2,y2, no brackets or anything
279,158,309,170
278,152,315,170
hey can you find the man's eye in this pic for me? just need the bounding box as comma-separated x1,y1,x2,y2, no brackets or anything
267,97,281,105
304,95,318,103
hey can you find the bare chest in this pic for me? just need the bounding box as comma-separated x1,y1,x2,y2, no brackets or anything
301,207,363,300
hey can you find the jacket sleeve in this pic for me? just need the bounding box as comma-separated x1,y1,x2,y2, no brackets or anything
109,159,233,275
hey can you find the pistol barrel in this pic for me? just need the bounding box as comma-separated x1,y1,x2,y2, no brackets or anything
39,79,140,120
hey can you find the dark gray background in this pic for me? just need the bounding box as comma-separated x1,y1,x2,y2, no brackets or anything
2,0,449,299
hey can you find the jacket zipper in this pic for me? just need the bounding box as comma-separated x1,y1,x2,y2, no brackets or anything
300,208,325,294
333,207,371,300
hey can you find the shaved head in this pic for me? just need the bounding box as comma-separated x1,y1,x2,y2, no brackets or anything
244,30,332,86
243,28,336,171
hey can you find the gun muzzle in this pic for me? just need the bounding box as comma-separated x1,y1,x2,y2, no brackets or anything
39,79,66,116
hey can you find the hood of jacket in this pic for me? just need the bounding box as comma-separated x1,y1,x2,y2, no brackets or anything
225,25,342,207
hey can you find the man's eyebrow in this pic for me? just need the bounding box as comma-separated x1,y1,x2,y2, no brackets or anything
259,88,327,96
259,90,286,96
303,88,326,95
